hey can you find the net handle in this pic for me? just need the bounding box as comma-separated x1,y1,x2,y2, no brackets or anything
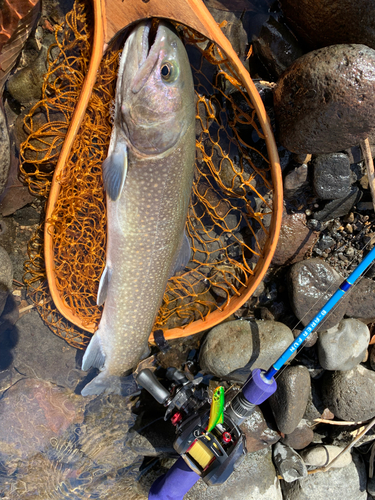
44,0,283,341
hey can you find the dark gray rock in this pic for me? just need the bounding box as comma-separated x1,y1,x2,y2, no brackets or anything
313,186,361,221
0,106,10,196
253,15,303,78
317,234,335,251
313,153,352,200
322,365,375,421
273,442,307,482
346,277,375,322
0,246,12,317
199,320,294,381
284,163,309,199
279,0,375,50
281,451,367,500
288,258,349,331
274,44,375,154
318,319,370,371
368,476,375,496
282,420,314,450
184,447,283,500
269,365,311,434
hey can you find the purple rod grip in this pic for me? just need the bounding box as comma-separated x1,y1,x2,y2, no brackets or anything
149,456,200,500
242,368,277,405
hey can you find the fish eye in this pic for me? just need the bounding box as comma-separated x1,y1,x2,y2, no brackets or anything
160,61,178,82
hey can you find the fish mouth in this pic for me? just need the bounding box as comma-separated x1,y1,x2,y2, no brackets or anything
131,20,165,94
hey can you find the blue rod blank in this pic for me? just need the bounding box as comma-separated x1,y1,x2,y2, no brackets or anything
265,245,375,381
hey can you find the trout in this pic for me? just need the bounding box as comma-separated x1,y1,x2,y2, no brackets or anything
81,21,195,396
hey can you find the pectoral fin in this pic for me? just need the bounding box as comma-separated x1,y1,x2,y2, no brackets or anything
97,265,112,306
102,146,128,201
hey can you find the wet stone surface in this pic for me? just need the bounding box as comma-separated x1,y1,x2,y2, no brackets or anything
274,44,375,154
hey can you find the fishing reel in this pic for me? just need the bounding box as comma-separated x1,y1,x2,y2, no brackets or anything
136,367,248,485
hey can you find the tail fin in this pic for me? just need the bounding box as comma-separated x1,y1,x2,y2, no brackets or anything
81,371,139,397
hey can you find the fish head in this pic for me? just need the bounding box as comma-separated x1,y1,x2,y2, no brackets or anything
116,20,195,156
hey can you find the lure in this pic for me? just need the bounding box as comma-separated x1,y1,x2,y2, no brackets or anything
207,386,225,433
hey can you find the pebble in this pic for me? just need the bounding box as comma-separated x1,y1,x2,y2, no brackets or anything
288,258,349,331
300,445,352,468
184,447,283,500
252,15,303,78
271,210,319,266
284,164,309,199
240,406,280,453
274,44,375,154
281,420,314,450
281,452,367,500
0,105,10,196
273,442,307,482
268,365,311,435
322,364,375,421
0,246,13,317
279,0,375,50
317,234,335,251
199,319,294,381
313,153,352,200
346,277,375,322
313,186,361,221
357,201,374,211
317,318,370,371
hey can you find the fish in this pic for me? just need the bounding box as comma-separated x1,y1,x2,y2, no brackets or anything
80,20,196,396
206,386,225,433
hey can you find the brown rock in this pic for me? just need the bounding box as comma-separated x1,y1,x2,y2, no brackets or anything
346,277,375,322
280,0,375,50
272,210,319,266
274,44,375,154
282,420,314,450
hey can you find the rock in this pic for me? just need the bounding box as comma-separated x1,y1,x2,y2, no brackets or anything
6,46,48,105
253,15,303,78
318,318,370,371
313,153,352,200
0,105,10,196
279,0,375,50
274,44,375,154
269,365,311,434
199,320,295,381
293,327,318,348
303,381,329,424
357,201,374,212
4,310,86,392
368,476,375,496
313,186,361,221
240,406,280,452
281,451,367,500
0,246,13,317
288,258,349,331
322,364,375,421
184,447,283,500
300,445,352,468
272,210,319,266
282,420,314,450
346,277,375,322
284,163,309,199
317,234,335,251
273,442,307,482
370,345,375,371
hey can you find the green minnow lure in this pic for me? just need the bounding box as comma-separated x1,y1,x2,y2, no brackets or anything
206,386,225,433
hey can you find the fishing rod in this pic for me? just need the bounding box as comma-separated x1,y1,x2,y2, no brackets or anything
144,244,375,500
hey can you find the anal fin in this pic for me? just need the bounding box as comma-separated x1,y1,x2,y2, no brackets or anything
169,231,191,278
82,332,105,371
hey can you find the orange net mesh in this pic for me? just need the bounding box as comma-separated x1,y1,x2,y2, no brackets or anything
21,0,276,349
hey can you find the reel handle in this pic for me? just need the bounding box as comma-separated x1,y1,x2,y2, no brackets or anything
136,369,171,405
